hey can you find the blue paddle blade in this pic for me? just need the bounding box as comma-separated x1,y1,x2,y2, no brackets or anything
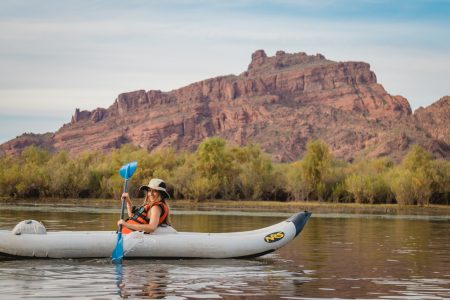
119,161,137,180
112,232,124,263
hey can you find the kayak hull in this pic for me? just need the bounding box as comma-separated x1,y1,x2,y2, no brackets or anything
0,211,311,259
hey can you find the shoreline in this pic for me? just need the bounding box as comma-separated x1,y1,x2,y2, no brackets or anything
1,198,449,216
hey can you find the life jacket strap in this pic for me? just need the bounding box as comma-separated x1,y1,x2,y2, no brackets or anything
130,205,150,224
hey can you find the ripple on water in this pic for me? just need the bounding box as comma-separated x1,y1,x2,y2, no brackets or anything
372,277,450,300
0,258,314,299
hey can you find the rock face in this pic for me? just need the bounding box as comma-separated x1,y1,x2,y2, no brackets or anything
1,50,449,162
414,96,450,145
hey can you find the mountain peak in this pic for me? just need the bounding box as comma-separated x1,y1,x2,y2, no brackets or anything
1,50,448,161
247,49,332,75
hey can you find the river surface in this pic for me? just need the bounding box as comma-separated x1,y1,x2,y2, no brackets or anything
0,204,449,299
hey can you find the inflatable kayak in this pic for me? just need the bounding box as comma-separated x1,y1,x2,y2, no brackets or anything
0,211,311,259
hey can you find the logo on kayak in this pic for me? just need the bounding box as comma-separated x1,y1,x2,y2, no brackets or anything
264,231,285,243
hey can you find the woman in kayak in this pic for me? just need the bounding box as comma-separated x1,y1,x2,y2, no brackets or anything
117,178,170,234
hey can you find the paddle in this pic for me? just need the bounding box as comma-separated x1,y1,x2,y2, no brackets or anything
112,161,137,264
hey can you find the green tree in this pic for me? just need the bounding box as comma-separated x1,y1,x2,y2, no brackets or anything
285,161,312,201
402,145,433,172
194,137,234,199
233,145,273,200
21,145,51,165
270,163,289,201
46,151,86,198
185,175,221,201
387,168,416,205
396,145,434,205
430,159,450,204
11,146,52,197
0,163,22,197
170,154,196,199
345,174,388,204
331,181,352,203
345,174,368,203
302,140,332,200
345,158,393,204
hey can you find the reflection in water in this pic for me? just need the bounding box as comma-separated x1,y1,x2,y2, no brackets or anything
113,258,312,299
0,257,311,299
0,205,449,299
116,261,169,299
115,263,124,297
2,257,447,299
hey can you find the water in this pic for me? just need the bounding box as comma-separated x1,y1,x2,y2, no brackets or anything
0,204,449,299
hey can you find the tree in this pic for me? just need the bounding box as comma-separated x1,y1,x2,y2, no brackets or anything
301,140,332,200
194,137,234,199
345,158,393,204
21,145,51,165
0,163,22,197
387,169,416,205
387,155,433,206
9,146,53,198
185,175,221,201
234,145,273,200
170,154,196,199
396,145,434,205
430,159,450,204
345,174,388,204
196,138,232,174
401,145,433,172
345,174,368,203
285,161,312,201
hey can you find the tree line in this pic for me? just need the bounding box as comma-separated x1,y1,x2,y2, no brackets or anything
0,138,448,205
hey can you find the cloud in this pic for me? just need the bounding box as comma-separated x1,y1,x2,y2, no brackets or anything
0,0,449,143
0,113,67,144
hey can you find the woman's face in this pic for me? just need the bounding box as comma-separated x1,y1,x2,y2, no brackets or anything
147,189,160,202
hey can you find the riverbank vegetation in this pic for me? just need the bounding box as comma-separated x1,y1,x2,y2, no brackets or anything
0,138,448,206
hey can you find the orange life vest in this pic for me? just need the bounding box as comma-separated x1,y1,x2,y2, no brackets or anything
121,201,169,234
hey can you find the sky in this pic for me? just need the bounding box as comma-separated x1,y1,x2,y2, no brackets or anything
0,0,449,144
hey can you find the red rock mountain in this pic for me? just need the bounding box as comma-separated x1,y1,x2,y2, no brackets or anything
414,96,450,145
1,50,449,162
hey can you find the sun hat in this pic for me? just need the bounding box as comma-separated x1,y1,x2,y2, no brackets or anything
139,178,170,199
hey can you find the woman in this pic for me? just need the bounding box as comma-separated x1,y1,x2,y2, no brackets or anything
117,178,170,234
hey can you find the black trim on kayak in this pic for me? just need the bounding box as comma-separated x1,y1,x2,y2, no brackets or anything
232,249,275,259
122,249,276,260
0,252,29,260
287,211,311,237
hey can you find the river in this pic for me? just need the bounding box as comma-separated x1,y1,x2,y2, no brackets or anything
0,204,449,299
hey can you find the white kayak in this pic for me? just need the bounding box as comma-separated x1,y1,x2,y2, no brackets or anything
0,211,311,259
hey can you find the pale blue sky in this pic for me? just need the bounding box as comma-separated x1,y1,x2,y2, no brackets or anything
1,0,449,143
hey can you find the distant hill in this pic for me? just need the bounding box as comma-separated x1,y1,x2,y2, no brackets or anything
1,50,449,162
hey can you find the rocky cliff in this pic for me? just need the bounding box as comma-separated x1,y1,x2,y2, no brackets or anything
414,96,450,145
1,50,449,162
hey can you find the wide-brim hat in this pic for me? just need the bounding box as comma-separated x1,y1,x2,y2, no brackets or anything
139,178,170,199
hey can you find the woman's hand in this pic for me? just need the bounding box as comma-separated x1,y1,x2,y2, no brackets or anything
117,219,127,227
121,192,131,205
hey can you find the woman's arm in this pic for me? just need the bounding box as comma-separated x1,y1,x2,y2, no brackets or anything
118,205,162,233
